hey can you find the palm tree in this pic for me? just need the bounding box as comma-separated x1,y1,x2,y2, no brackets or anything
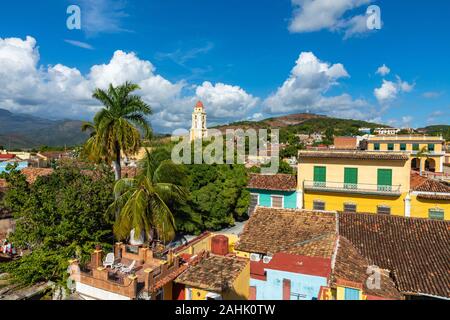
81,82,152,181
106,150,188,243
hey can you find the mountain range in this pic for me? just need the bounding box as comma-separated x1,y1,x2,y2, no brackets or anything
0,109,89,150
0,108,448,150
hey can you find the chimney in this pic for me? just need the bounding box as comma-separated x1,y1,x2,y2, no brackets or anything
211,235,229,256
91,245,103,268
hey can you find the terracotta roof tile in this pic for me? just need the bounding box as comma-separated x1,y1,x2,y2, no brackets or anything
333,237,403,300
235,207,336,257
0,154,16,160
339,212,450,298
175,255,248,292
20,168,54,184
248,174,297,191
410,172,450,193
298,150,409,161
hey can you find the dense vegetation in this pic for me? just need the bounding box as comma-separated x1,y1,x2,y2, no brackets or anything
0,165,115,285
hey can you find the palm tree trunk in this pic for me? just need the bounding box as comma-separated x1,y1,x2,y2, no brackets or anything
113,142,122,181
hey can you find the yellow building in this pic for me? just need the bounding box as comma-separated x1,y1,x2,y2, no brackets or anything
297,150,450,220
367,135,446,173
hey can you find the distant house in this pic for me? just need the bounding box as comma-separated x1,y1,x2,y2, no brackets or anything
333,137,359,150
247,174,299,215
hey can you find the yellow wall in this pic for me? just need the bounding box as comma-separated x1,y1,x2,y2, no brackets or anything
224,260,250,300
189,287,209,300
410,195,450,220
304,192,406,216
298,158,411,193
175,233,239,257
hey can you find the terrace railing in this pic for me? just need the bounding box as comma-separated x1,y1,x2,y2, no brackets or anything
304,180,402,196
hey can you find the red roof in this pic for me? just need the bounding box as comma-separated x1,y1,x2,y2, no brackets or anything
252,253,332,279
0,154,16,160
195,101,204,109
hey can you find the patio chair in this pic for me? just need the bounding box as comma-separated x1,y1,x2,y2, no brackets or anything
103,253,115,268
120,260,136,274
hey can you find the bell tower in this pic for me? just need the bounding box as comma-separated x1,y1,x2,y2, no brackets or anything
190,101,208,141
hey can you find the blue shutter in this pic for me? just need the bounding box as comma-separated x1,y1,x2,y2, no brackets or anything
344,288,360,300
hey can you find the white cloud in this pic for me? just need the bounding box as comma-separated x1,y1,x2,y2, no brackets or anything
195,81,259,120
78,0,131,37
288,0,375,38
264,52,373,120
374,80,398,104
64,39,94,50
0,36,259,131
376,64,390,76
374,76,414,105
422,91,442,99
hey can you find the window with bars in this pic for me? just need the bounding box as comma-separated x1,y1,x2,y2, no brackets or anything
374,143,380,151
388,143,394,151
313,200,325,211
400,143,406,151
343,203,357,213
377,206,391,215
271,196,283,208
428,208,444,220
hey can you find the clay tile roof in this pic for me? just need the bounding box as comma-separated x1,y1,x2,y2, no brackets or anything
175,255,248,292
333,237,403,300
235,207,336,257
410,172,450,193
339,212,450,299
248,174,297,191
20,168,54,184
195,101,204,109
0,154,16,160
298,150,409,161
0,179,7,189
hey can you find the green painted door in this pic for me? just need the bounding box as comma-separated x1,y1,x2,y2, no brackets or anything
377,169,392,191
314,166,326,187
344,168,358,189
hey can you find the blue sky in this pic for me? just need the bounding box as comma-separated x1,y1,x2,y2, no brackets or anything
0,0,449,132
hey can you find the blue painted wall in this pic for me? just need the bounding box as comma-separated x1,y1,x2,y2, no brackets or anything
0,161,28,174
249,189,297,209
250,268,327,300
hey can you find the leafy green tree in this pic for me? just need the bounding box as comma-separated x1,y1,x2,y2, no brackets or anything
0,165,114,285
106,151,188,243
82,82,152,181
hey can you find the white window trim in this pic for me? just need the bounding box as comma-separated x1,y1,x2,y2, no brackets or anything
250,193,260,206
270,195,284,208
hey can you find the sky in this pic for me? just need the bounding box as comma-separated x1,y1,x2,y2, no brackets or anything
0,0,449,133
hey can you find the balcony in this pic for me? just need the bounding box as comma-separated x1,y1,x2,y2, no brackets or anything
303,180,402,196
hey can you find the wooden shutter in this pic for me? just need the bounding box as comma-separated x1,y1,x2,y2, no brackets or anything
344,288,360,300
314,166,326,187
377,169,392,191
344,168,358,189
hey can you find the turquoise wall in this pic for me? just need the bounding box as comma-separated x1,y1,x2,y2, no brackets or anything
250,269,327,300
249,189,297,209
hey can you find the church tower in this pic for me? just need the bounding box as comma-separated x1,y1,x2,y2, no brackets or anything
190,101,208,141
